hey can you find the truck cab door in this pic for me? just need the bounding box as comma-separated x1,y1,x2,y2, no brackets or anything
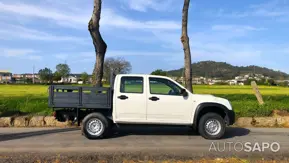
114,76,147,123
146,77,193,124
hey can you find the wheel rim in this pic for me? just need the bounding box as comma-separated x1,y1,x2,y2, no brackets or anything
204,119,221,136
86,118,104,136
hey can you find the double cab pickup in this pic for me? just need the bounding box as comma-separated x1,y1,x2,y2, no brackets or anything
48,74,235,140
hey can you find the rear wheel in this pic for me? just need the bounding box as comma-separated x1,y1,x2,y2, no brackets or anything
82,113,111,139
198,113,225,140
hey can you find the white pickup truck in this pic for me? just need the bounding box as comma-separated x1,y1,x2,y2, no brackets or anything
48,74,235,140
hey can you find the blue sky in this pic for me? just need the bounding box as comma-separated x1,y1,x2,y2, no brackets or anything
0,0,289,74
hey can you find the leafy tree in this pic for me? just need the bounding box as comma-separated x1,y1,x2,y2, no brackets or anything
53,71,62,82
279,81,289,87
24,78,33,84
256,78,266,85
38,68,53,83
151,69,167,76
103,57,132,83
244,79,256,85
265,79,277,86
81,72,89,84
56,63,71,82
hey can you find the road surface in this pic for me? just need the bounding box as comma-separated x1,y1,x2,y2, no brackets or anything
0,126,289,161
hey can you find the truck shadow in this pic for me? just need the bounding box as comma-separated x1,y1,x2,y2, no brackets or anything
0,128,79,142
109,126,250,139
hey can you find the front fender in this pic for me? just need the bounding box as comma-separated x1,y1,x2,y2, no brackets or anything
192,102,235,129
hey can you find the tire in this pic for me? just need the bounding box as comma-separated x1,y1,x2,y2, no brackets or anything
82,113,111,139
198,113,225,140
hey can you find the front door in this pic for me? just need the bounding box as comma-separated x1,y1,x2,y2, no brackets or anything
146,77,192,124
114,76,147,123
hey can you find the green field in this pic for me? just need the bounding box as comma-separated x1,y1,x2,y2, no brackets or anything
0,84,289,117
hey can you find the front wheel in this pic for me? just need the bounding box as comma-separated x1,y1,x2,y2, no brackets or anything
198,113,225,140
82,113,111,139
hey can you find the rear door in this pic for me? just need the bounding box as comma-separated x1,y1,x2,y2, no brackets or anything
114,76,147,122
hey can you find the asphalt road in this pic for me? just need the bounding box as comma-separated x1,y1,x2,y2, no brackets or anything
0,126,289,159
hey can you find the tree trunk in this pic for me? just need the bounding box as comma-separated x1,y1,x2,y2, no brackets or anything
181,0,193,93
89,0,107,87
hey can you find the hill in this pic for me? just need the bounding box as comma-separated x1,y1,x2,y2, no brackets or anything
167,61,289,80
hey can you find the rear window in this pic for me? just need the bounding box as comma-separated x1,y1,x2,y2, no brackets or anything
120,77,143,93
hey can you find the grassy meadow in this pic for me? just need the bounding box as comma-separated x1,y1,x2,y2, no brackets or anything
0,84,289,117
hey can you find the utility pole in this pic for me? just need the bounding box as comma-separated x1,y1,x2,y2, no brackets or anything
64,60,67,83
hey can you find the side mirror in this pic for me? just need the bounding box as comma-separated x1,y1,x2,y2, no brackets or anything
181,89,188,97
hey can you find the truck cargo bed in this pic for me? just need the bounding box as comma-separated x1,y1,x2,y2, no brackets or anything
48,85,112,109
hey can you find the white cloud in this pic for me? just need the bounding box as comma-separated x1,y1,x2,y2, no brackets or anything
101,9,180,30
0,48,36,57
0,2,88,26
211,0,289,19
59,50,171,64
0,2,180,30
148,28,270,67
80,50,168,58
119,0,174,12
28,55,42,61
0,48,42,60
54,54,69,60
211,25,266,32
0,23,88,42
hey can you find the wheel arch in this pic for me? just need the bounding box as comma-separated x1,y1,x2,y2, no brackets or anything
192,102,233,129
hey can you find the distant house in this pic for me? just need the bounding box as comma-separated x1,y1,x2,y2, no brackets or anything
192,77,203,84
228,80,237,85
0,70,12,83
59,74,80,84
12,73,40,83
58,74,91,84
22,73,39,79
13,74,24,79
228,79,245,85
238,82,244,86
235,76,243,80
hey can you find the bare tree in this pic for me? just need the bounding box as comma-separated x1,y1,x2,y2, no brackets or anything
103,57,132,83
181,0,193,93
89,0,107,87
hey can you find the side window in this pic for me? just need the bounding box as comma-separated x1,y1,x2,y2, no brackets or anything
120,77,143,93
149,77,182,96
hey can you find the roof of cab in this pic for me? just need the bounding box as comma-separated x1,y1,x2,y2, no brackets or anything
117,74,173,80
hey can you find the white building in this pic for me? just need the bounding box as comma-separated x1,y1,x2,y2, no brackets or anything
228,80,237,85
235,76,243,80
244,74,250,78
59,75,78,83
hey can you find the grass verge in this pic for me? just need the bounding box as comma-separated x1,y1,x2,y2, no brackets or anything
0,85,289,117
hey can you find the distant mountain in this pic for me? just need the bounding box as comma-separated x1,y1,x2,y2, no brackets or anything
167,61,289,80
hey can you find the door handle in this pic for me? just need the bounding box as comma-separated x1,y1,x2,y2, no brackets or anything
149,96,159,101
118,95,128,100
